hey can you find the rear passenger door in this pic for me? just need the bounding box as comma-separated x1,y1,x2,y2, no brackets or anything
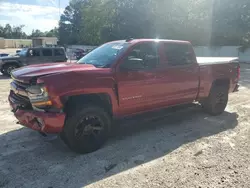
158,42,199,105
41,48,53,63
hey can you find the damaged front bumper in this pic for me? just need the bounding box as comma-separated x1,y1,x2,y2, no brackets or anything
9,94,66,134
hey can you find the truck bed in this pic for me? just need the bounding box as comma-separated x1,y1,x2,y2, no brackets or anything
197,57,238,65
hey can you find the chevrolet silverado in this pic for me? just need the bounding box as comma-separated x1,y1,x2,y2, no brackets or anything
8,39,240,153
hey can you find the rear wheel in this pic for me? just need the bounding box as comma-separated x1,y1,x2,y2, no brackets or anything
62,104,111,154
201,84,229,116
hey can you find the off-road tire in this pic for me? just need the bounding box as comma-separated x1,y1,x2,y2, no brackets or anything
62,104,111,154
202,85,229,116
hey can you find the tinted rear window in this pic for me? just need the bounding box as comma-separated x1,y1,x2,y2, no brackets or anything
54,48,65,56
164,43,194,66
42,49,52,56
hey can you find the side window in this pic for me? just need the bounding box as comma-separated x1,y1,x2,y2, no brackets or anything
54,48,64,56
42,49,52,56
28,49,40,57
122,42,159,70
164,43,194,66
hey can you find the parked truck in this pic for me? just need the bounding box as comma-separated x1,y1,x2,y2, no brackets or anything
0,47,67,76
8,39,240,153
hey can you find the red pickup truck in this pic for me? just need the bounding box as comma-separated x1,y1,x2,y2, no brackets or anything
8,39,240,153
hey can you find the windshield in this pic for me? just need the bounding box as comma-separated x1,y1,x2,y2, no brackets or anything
77,42,130,68
19,49,28,56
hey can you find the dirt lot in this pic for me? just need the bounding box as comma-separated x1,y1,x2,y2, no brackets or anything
0,48,19,55
0,64,249,188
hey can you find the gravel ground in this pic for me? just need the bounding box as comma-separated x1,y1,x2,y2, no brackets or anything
0,64,249,188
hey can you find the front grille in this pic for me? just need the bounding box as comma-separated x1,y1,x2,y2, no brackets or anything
9,77,35,110
10,91,29,104
10,78,32,108
9,91,32,110
13,80,30,90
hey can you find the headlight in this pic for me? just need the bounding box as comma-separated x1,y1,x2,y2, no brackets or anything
26,85,52,106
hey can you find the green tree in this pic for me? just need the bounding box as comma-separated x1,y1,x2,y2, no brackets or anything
211,0,250,45
30,29,45,37
58,0,250,46
44,27,59,37
58,0,85,44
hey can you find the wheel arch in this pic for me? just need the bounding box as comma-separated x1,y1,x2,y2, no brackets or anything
63,93,113,116
2,61,20,68
212,78,230,91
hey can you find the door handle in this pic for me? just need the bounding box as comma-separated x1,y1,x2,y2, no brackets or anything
183,68,195,73
145,73,154,76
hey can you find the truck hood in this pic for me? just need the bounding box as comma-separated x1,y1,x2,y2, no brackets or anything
0,56,20,61
11,62,101,82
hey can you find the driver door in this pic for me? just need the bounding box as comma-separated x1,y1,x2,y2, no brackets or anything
26,48,43,65
115,42,161,115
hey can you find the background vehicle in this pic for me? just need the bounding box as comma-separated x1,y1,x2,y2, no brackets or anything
0,53,9,57
73,48,93,60
8,39,240,154
0,47,67,76
74,48,86,60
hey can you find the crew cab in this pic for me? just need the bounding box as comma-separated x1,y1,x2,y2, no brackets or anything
0,47,67,76
8,39,240,154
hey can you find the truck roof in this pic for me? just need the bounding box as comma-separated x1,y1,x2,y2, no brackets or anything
108,38,190,44
31,46,64,49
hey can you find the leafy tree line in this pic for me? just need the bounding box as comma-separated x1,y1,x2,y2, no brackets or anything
58,0,250,46
0,24,58,39
1,0,249,47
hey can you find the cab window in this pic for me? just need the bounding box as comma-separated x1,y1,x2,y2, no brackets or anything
42,49,53,56
54,48,65,56
121,42,159,71
164,43,194,66
28,49,40,57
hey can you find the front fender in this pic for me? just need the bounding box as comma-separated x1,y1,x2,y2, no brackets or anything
2,60,22,68
38,72,120,115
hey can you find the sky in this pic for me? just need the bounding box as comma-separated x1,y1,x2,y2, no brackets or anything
0,0,69,34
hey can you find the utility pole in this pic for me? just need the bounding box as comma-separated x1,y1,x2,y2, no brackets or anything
58,0,61,20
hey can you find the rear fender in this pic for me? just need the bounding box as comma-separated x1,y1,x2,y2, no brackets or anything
204,79,230,97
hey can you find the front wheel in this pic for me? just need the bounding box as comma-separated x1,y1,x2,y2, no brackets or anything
62,105,111,154
201,85,229,116
3,64,18,76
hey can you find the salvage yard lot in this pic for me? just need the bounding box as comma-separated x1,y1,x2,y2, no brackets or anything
0,64,250,188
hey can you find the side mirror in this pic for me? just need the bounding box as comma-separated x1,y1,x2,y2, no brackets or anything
120,58,144,71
